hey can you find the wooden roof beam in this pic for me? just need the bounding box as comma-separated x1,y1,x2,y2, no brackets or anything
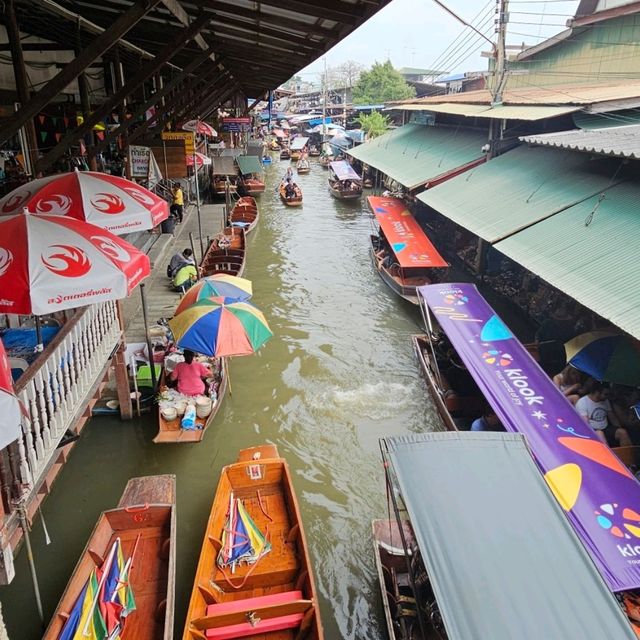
205,25,315,55
160,0,216,62
250,0,361,25
0,0,165,145
213,39,309,64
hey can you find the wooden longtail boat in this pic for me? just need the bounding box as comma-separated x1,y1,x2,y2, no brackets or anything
318,156,331,168
279,148,291,160
372,519,422,640
296,158,310,175
308,146,320,157
213,178,237,197
241,177,265,195
328,161,362,200
229,196,259,234
200,228,246,278
279,182,303,207
154,357,227,444
44,475,176,640
182,444,323,640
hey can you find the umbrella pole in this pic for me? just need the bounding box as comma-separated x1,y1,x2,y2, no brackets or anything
224,357,232,397
34,316,43,353
189,232,199,279
140,284,157,391
17,500,44,625
194,125,205,261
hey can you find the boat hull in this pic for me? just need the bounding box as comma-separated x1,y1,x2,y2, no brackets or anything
328,183,362,200
154,360,228,443
242,179,265,195
200,228,247,278
44,476,176,640
229,196,259,234
182,445,323,640
279,184,303,207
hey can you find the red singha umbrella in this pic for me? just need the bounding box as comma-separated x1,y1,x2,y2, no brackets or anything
0,171,168,234
0,212,150,315
182,119,217,137
0,339,23,450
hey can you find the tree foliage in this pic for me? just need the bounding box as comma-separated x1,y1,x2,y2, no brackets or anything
352,61,416,105
356,111,390,139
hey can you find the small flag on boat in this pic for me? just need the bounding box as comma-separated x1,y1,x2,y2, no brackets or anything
58,567,108,640
100,538,137,638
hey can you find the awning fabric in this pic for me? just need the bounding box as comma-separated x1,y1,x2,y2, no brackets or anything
391,102,578,121
494,181,640,340
418,145,621,243
272,129,285,138
419,283,640,593
236,155,263,175
384,432,637,640
329,160,360,181
347,124,486,190
289,136,309,150
369,196,447,268
212,156,237,176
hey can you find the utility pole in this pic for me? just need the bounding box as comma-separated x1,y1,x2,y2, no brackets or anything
493,0,509,105
322,58,327,140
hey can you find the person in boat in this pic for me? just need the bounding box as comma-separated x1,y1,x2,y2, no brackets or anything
169,349,210,396
167,248,194,279
470,408,503,432
552,365,584,405
576,379,632,447
283,167,293,181
284,179,296,199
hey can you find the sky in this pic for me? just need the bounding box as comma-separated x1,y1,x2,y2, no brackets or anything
297,0,580,83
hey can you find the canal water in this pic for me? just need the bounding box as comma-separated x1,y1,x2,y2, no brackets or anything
0,155,439,639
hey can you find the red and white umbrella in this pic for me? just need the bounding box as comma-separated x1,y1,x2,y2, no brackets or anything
0,212,150,315
182,119,217,137
186,152,212,168
0,171,168,235
0,339,22,450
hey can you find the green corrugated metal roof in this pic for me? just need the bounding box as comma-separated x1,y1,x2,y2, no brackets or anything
495,182,640,339
394,103,578,121
418,145,621,243
236,155,263,175
347,124,486,190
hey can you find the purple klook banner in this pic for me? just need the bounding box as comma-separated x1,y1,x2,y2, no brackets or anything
420,283,640,592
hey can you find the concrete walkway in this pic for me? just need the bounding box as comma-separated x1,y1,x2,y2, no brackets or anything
121,202,225,342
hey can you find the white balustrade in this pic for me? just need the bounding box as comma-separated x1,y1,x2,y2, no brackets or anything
13,300,121,498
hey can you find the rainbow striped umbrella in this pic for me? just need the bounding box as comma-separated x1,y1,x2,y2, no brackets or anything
169,299,272,357
174,274,253,314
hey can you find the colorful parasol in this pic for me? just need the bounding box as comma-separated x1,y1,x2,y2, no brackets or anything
0,339,24,450
182,119,217,137
186,152,212,168
169,299,272,357
565,331,640,387
217,494,271,571
0,212,150,315
174,274,253,314
0,171,168,234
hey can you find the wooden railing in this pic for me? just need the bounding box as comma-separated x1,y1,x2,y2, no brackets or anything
13,301,121,494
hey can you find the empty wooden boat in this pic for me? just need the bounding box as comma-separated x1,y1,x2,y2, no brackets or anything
44,475,176,640
229,196,259,234
154,357,227,444
182,444,323,640
279,182,303,207
200,227,246,278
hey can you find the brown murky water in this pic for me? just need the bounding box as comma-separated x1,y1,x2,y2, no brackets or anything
0,155,439,639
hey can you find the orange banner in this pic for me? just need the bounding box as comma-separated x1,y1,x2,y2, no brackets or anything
369,196,448,269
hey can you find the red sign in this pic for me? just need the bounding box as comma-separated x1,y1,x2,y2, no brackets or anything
222,117,251,124
368,196,448,269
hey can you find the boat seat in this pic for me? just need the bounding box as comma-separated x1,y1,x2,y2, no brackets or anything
201,590,308,639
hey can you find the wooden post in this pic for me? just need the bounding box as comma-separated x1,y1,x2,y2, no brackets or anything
77,53,98,171
4,0,39,176
114,344,133,420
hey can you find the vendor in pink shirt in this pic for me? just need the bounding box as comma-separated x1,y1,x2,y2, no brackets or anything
169,349,210,396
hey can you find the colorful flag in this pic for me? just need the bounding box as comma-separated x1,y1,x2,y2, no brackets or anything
58,567,108,640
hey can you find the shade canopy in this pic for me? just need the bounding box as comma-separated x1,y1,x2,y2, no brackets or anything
174,275,252,314
370,196,447,268
347,124,486,190
212,157,237,176
0,213,150,315
186,152,212,167
0,171,168,234
329,160,361,181
0,339,22,450
419,283,640,593
289,137,309,151
236,155,263,176
383,432,637,640
182,120,217,137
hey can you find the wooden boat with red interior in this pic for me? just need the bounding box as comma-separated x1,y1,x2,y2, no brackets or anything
369,196,448,305
279,182,303,207
182,444,323,640
213,177,237,197
240,177,265,195
200,227,246,278
43,475,176,640
154,356,227,443
229,196,259,234
328,161,362,200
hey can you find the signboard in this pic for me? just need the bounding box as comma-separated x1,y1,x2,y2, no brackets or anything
161,131,195,155
221,117,252,133
129,145,150,178
410,112,435,126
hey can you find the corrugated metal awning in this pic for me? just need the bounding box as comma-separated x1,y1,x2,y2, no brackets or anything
390,102,579,121
418,145,621,243
236,155,263,175
384,432,637,640
347,124,487,190
495,181,640,339
212,156,237,176
521,125,640,159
